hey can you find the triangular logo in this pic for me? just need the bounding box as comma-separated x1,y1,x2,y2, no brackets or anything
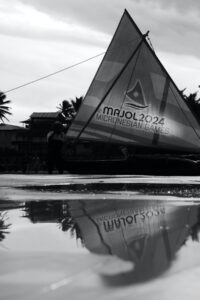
128,235,147,260
125,80,148,110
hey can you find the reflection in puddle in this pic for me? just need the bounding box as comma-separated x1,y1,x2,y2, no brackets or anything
1,199,200,286
66,200,200,285
0,211,11,242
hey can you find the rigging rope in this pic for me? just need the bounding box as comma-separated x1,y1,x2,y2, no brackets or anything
4,52,105,94
147,36,155,52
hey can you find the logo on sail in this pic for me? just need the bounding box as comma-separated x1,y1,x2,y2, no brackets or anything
128,235,147,260
125,80,148,110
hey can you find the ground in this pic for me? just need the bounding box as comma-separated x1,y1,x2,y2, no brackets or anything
1,174,200,300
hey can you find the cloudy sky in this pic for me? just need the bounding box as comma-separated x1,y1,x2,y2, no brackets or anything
1,0,200,125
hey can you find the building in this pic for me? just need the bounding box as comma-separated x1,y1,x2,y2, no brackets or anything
0,111,65,172
0,123,28,172
23,112,61,132
22,111,64,157
0,123,27,151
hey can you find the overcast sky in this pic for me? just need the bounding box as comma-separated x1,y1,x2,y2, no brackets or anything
1,0,200,125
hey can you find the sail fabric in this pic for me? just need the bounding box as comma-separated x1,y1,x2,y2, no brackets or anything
67,10,200,152
68,200,196,276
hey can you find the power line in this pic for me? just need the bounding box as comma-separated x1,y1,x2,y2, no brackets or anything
4,52,105,94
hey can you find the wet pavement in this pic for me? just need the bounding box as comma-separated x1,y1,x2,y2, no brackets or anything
1,174,200,300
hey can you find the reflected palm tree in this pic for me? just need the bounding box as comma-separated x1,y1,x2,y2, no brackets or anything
61,216,82,241
0,212,11,242
23,200,83,243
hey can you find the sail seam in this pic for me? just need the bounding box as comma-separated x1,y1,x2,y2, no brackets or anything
67,10,129,136
75,38,145,141
152,77,170,145
108,43,143,145
79,200,112,255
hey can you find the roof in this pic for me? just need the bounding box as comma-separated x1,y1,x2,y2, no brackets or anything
30,112,60,118
0,124,26,131
21,112,61,123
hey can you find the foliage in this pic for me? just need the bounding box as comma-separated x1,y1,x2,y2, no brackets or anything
0,92,11,123
71,96,83,113
181,88,200,122
0,212,11,242
57,96,83,124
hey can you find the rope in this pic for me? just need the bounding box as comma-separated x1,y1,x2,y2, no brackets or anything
147,36,155,52
4,52,105,94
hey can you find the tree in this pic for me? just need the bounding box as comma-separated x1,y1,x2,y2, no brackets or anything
57,99,75,124
181,88,200,122
0,92,11,123
71,96,83,113
57,96,83,124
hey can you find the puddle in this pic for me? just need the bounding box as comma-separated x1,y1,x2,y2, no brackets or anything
1,198,200,299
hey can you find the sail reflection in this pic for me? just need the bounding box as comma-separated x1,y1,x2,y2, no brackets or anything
66,200,200,284
22,199,200,284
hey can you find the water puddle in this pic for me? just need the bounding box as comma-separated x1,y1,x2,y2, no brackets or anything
1,198,200,299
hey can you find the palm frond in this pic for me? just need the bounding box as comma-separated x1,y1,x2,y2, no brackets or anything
0,100,11,105
0,91,11,123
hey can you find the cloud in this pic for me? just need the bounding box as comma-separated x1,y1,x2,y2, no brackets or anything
1,0,200,125
0,30,103,124
132,1,200,58
15,0,200,59
0,0,109,48
19,0,118,31
145,0,200,13
1,0,200,59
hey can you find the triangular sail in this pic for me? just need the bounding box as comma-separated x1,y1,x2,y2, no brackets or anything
67,10,200,152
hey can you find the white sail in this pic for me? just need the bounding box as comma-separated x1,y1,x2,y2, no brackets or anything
67,10,200,153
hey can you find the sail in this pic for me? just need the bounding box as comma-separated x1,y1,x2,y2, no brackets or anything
67,10,200,152
68,200,197,280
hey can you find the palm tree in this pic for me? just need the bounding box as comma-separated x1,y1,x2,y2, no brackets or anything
71,96,83,113
57,96,83,124
181,88,200,122
0,92,11,123
57,99,75,123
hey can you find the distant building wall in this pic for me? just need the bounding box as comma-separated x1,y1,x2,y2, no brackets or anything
0,111,68,173
0,124,27,150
